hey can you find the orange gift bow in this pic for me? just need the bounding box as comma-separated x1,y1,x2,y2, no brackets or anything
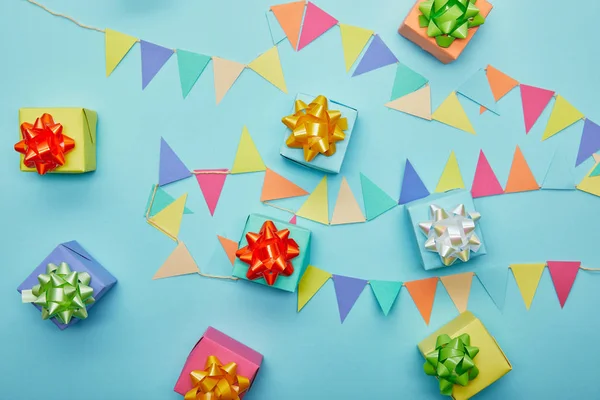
184,355,251,400
282,95,348,162
235,220,300,285
14,113,75,175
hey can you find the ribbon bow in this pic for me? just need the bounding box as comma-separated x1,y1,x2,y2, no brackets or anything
184,355,250,400
418,0,485,48
15,113,75,175
424,333,480,396
282,95,348,162
235,220,300,285
21,262,95,324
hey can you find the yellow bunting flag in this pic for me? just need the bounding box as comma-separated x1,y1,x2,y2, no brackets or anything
511,263,546,310
542,95,585,141
213,57,246,105
296,176,329,224
576,160,600,197
248,46,287,93
297,266,332,311
440,273,473,313
435,151,465,193
432,92,476,134
331,177,365,225
148,193,188,241
385,84,432,120
153,242,199,279
339,24,374,72
105,28,138,77
230,126,266,174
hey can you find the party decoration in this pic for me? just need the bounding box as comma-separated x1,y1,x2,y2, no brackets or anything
435,151,465,193
184,355,250,400
331,177,366,225
217,236,238,266
391,62,428,100
105,28,138,76
440,272,473,313
471,150,503,198
405,277,438,324
520,84,555,134
213,57,245,104
504,146,539,193
399,159,430,204
385,85,432,120
575,119,600,166
154,242,199,280
195,170,228,216
297,2,338,50
270,1,306,50
542,95,584,141
332,275,368,323
298,266,331,311
261,168,308,202
432,92,475,134
296,176,329,224
476,266,508,310
248,46,287,92
370,280,402,316
511,263,546,310
159,137,192,186
339,24,374,72
289,215,297,224
547,261,581,308
266,10,287,45
576,160,600,197
148,193,188,241
145,185,193,217
591,163,600,177
230,126,266,174
176,49,211,98
541,151,576,190
457,68,497,114
480,65,519,113
360,173,397,220
352,35,398,77
141,40,174,89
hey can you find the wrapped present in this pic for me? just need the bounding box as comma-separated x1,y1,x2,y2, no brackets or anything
280,93,358,174
398,0,493,64
407,189,486,270
17,241,116,330
418,311,511,399
16,108,97,174
174,327,263,399
232,214,311,292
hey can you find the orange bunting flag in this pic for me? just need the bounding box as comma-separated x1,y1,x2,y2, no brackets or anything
217,235,238,266
504,146,539,193
261,168,309,202
271,1,306,50
440,273,473,313
404,277,438,325
480,65,519,113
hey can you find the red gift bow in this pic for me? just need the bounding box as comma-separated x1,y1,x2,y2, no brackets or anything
235,220,300,285
15,113,75,175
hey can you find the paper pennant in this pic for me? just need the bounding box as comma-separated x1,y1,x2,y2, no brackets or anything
331,177,365,225
542,95,584,141
230,126,266,174
541,151,576,190
594,154,600,163
458,69,498,114
140,40,174,89
477,266,509,310
370,280,402,316
471,150,503,198
360,173,397,221
480,65,519,113
575,119,600,166
105,28,138,77
339,24,374,72
390,62,428,100
248,46,287,92
270,1,305,50
217,235,238,266
153,242,199,279
148,194,188,241
261,168,308,202
504,146,539,193
547,261,580,308
297,266,331,312
398,159,429,204
213,57,245,105
385,85,432,120
577,160,600,197
591,163,600,177
158,138,192,186
435,151,465,193
195,170,228,216
145,185,193,217
404,277,438,325
289,215,297,224
297,2,338,50
520,84,555,134
176,50,211,98
352,35,398,77
511,263,546,310
440,273,473,313
432,92,475,134
332,275,368,323
266,10,287,45
296,176,329,224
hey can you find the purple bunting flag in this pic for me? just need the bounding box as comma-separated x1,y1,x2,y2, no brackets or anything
399,159,430,204
576,119,600,166
352,35,398,77
141,40,174,89
158,138,192,186
332,275,368,323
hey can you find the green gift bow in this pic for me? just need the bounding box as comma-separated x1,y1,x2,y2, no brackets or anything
21,262,95,325
418,0,486,48
423,333,480,396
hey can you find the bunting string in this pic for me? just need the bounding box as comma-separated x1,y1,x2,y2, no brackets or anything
25,0,106,33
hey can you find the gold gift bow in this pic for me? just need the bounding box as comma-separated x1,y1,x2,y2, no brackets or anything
184,355,250,400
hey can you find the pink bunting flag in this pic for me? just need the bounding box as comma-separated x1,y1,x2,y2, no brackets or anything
547,261,581,308
520,84,555,133
297,2,338,50
289,215,297,224
195,169,228,216
471,150,503,198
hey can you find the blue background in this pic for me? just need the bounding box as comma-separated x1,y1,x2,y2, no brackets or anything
2,0,599,398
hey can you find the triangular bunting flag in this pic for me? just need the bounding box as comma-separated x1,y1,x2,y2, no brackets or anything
266,10,287,45
576,119,600,166
352,35,398,77
404,277,438,325
297,2,338,50
390,62,428,100
296,176,329,225
339,24,373,72
458,69,498,114
370,280,402,316
432,92,476,134
148,194,188,241
331,177,365,225
289,215,297,224
261,168,308,202
105,28,138,77
140,40,174,89
153,242,199,279
297,266,331,312
477,266,509,310
195,170,228,216
511,263,546,310
591,163,600,177
158,138,192,186
399,159,429,204
385,85,432,120
217,235,238,266
435,151,465,193
332,275,368,323
594,154,600,163
360,173,397,221
230,126,266,174
541,151,576,190
504,146,539,193
145,185,193,217
542,95,584,141
271,1,305,50
176,50,211,98
440,273,473,313
577,160,600,197
520,84,555,133
480,65,519,113
547,261,580,308
213,57,245,104
471,150,503,198
248,46,287,92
